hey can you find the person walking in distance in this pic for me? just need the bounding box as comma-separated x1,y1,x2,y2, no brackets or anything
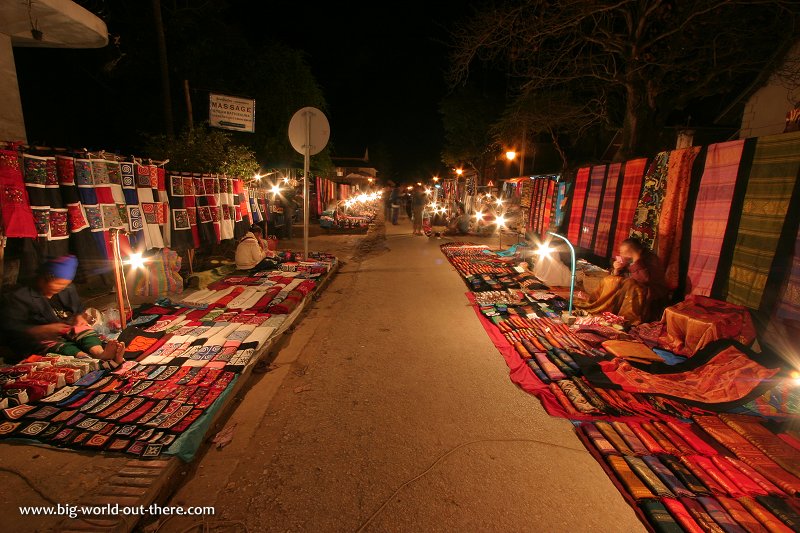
282,190,296,240
390,185,400,225
411,184,426,235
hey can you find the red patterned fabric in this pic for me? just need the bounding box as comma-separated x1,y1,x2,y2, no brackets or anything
612,158,647,254
596,345,779,405
567,167,590,243
658,146,701,290
578,165,606,249
0,149,37,238
686,140,744,296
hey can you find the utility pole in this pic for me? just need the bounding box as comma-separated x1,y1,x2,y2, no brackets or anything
152,0,174,139
183,79,194,132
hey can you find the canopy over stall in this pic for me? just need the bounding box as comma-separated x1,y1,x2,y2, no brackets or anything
0,0,108,142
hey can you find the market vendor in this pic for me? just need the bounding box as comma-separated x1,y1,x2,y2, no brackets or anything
235,224,277,271
444,206,471,236
0,255,125,364
576,238,669,325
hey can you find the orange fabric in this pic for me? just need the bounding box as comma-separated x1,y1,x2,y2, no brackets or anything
601,340,662,363
661,296,756,356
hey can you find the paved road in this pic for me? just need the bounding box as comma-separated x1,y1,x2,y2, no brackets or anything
159,217,645,533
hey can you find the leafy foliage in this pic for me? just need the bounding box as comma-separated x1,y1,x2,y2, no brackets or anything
143,125,259,176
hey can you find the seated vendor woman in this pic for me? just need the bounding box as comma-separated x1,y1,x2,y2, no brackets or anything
576,237,669,325
444,207,471,236
0,255,125,365
235,224,277,271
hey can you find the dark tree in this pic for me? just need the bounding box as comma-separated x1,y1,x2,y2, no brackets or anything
440,84,503,178
450,0,800,160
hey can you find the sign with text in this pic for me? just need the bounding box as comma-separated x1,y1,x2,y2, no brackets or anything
209,93,255,133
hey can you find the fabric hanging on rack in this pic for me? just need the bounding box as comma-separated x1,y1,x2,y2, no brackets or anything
594,163,622,258
542,179,555,233
23,154,71,259
726,131,800,309
686,140,745,297
658,146,701,290
156,166,171,248
201,174,222,242
612,158,647,253
553,180,567,230
567,167,591,243
630,152,670,249
135,164,165,250
166,172,196,251
579,165,607,249
0,148,37,238
75,158,108,258
119,162,143,249
777,225,800,322
217,176,235,241
55,155,107,277
186,173,201,248
192,174,215,246
91,157,130,258
232,178,249,239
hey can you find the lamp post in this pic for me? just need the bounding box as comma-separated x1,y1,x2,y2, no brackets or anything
109,229,147,330
537,231,576,317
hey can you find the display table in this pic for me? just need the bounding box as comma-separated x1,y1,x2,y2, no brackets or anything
660,295,756,357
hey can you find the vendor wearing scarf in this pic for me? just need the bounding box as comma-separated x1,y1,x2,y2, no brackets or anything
0,255,124,365
235,225,277,271
576,238,669,325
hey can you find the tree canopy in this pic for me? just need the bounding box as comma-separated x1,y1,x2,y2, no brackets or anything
450,0,800,161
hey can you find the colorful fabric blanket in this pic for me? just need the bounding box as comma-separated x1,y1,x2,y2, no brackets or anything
582,340,782,409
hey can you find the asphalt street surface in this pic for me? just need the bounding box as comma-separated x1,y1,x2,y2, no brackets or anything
158,216,645,533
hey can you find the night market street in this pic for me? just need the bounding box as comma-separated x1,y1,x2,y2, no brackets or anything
158,217,644,533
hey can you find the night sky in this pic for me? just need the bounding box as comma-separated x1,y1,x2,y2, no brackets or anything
243,2,466,181
13,1,469,183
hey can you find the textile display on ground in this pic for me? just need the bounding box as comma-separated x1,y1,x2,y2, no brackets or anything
440,242,799,533
0,252,336,460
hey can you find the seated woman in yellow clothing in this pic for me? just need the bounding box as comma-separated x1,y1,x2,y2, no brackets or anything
577,238,669,325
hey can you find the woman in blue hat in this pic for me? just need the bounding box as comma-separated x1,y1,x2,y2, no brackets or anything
0,255,124,365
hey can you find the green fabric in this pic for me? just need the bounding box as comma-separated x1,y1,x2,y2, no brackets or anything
727,131,800,309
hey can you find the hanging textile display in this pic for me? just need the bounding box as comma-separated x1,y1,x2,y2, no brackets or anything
135,163,166,250
232,177,250,239
167,172,197,251
579,165,607,249
541,179,556,234
55,155,107,276
686,140,745,297
518,178,534,232
594,163,622,258
567,167,591,243
726,131,800,309
0,147,37,238
630,152,670,249
658,146,701,290
23,154,71,258
553,180,567,230
612,158,647,254
119,161,143,249
777,226,800,323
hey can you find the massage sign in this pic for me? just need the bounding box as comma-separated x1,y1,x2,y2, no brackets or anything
209,93,256,133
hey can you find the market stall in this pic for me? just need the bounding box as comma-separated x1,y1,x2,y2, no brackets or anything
0,252,337,460
436,130,800,533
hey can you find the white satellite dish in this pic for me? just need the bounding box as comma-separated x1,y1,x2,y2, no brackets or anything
288,107,330,155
